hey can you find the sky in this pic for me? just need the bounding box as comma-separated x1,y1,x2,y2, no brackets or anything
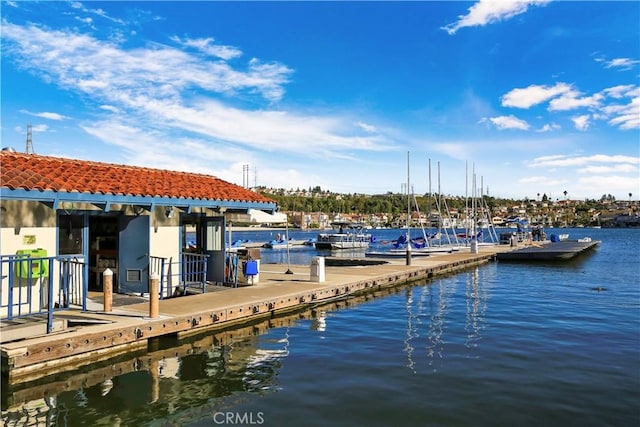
1,1,639,201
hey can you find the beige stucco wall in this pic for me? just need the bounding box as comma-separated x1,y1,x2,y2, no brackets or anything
150,222,181,291
1,199,208,314
0,226,57,258
0,225,58,318
1,200,59,316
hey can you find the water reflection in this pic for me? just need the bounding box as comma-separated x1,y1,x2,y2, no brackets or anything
1,290,385,426
465,267,485,350
403,266,492,372
2,268,496,425
425,279,453,370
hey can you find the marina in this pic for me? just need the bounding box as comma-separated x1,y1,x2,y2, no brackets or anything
1,227,637,427
0,152,636,426
1,245,510,384
1,2,638,424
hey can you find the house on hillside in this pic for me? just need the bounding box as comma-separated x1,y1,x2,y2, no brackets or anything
0,151,278,310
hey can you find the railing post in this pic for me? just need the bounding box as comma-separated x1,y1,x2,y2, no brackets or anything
160,258,165,300
7,258,14,320
46,259,54,333
103,268,113,312
150,273,159,318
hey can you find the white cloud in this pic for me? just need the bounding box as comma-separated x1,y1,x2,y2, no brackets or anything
356,122,378,133
603,85,637,99
501,83,572,108
604,57,640,71
169,36,242,60
430,143,469,160
578,164,637,174
537,123,560,132
577,175,640,196
70,1,126,25
529,154,640,168
482,115,530,130
31,124,49,132
601,95,640,130
1,21,293,103
1,20,397,163
548,91,603,111
518,176,567,186
75,16,93,25
99,105,120,113
443,0,551,35
20,110,70,120
522,154,640,199
571,115,590,131
500,83,639,130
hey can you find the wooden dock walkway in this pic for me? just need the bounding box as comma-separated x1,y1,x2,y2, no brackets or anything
1,245,516,385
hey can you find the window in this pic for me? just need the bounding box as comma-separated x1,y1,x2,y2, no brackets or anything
206,222,222,251
59,214,84,255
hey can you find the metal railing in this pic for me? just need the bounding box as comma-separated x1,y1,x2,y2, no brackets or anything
225,251,239,287
58,256,87,310
1,254,86,333
150,253,209,298
149,255,169,299
180,253,208,294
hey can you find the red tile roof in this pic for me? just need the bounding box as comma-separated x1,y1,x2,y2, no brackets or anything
0,151,274,204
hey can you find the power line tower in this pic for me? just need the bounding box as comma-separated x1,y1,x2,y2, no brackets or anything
25,124,35,154
242,164,250,188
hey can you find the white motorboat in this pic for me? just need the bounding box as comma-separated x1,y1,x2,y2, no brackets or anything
315,221,373,250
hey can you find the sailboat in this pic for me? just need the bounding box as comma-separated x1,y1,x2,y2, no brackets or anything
366,156,461,258
387,159,462,254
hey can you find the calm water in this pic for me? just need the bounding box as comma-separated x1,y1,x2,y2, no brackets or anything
2,228,639,426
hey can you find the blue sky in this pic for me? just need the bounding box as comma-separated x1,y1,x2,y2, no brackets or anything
2,1,639,201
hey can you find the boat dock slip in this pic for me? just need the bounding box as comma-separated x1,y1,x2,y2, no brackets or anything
1,245,517,384
496,239,600,261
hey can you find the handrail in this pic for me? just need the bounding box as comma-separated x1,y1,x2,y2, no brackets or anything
150,253,209,297
149,255,168,298
1,254,86,334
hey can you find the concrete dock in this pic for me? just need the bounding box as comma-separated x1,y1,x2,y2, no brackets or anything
1,244,515,385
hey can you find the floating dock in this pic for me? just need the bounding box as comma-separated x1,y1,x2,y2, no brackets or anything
496,239,600,261
1,244,518,385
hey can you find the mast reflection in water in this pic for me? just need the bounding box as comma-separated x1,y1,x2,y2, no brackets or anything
2,228,639,426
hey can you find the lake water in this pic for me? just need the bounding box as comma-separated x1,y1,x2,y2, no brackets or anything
2,228,639,426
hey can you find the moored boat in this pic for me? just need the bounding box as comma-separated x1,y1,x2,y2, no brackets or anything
315,221,373,250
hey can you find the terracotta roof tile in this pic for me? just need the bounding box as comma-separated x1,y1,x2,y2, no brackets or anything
1,152,274,205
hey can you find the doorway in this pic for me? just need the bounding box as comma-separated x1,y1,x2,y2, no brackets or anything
181,214,226,284
88,216,119,292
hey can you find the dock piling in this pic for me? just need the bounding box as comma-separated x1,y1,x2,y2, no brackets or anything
103,268,113,312
150,274,159,318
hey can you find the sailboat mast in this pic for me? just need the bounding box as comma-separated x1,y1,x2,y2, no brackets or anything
407,151,411,232
428,158,432,226
406,151,412,265
472,163,477,238
465,160,469,238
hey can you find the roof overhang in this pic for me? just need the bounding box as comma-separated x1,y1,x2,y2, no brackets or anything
0,188,278,214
